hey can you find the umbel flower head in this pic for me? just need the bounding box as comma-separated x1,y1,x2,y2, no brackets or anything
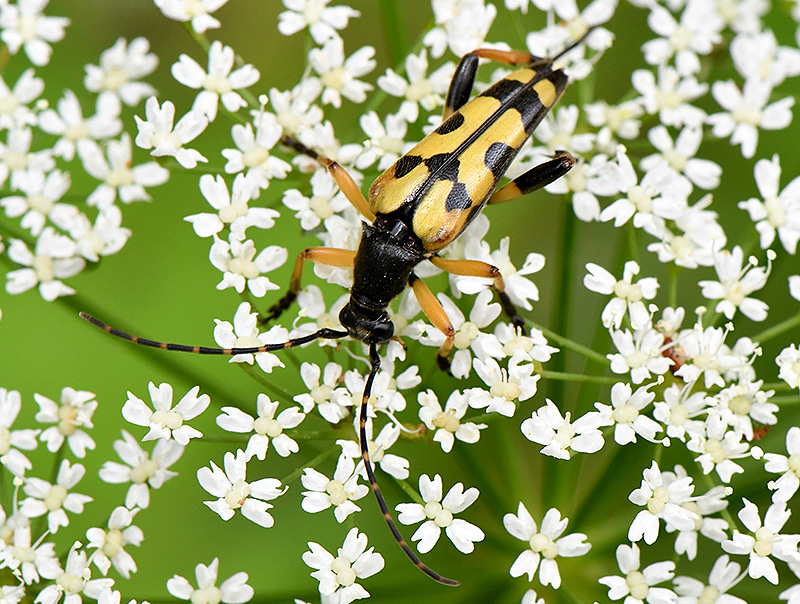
3,0,800,602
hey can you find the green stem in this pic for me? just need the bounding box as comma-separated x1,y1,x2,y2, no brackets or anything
540,370,617,384
378,0,407,66
528,320,608,364
769,395,799,405
280,445,338,485
752,311,800,344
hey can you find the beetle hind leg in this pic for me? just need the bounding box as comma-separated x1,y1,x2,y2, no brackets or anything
488,151,575,205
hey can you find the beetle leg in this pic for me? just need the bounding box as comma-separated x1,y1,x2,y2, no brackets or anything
443,48,546,119
488,151,575,205
408,273,455,371
429,256,527,334
281,134,376,222
263,247,357,324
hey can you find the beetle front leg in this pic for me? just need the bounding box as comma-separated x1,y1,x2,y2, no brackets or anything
429,257,527,334
281,134,376,222
262,247,357,324
408,273,455,371
488,151,575,205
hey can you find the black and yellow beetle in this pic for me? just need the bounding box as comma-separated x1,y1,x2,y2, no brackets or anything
82,33,590,586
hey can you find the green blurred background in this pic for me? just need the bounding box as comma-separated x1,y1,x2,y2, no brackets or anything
1,1,799,603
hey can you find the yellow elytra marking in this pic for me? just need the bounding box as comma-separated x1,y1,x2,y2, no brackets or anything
412,180,457,244
533,77,558,108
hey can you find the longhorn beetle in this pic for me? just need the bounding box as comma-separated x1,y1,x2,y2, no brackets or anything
82,31,592,586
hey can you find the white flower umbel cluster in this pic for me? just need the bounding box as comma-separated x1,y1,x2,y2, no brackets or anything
4,0,800,603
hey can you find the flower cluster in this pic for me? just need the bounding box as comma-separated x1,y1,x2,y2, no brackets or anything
3,0,800,603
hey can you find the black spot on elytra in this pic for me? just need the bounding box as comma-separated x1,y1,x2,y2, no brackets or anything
445,181,471,212
484,142,517,178
482,78,524,103
436,112,465,135
394,154,423,178
513,91,546,135
425,153,460,182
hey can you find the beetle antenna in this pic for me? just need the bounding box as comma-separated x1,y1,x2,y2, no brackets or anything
79,312,349,354
359,343,460,587
551,26,597,63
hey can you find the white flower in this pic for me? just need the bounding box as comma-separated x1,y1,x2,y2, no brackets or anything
167,558,254,604
466,353,540,417
300,453,368,523
221,113,291,192
599,543,676,604
171,40,260,121
706,79,794,159
85,506,143,578
216,394,305,460
197,449,285,527
765,426,800,502
639,125,722,190
277,0,360,43
641,0,722,75
418,389,485,453
20,459,92,534
78,134,169,208
2,518,60,584
376,49,452,122
396,474,484,554
504,503,591,589
308,37,375,108
33,543,113,604
122,382,210,446
424,0,497,58
293,361,350,424
186,173,278,240
738,154,800,254
5,228,84,301
212,302,288,372
355,110,414,171
427,290,503,379
134,97,208,168
0,387,39,476
209,237,288,298
98,430,183,509
523,400,606,459
34,386,96,458
628,461,698,545
38,90,121,160
0,68,43,129
652,384,708,442
673,555,747,604
338,421,409,480
0,0,69,66
698,246,770,321
455,237,544,311
84,37,158,111
1,169,73,236
722,499,800,584
595,382,665,445
584,261,659,330
687,414,751,483
302,528,384,604
776,344,800,389
282,169,351,231
632,65,708,128
154,0,230,33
